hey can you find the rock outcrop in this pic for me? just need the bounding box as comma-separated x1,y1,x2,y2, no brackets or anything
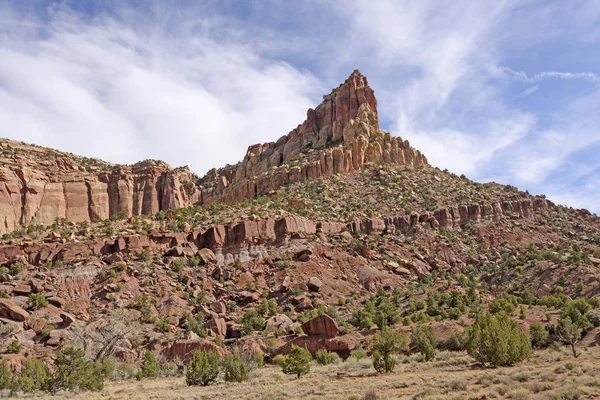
0,197,553,268
0,142,200,235
199,70,428,204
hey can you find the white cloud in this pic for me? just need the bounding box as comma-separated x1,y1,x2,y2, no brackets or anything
0,4,323,174
502,67,600,83
523,85,538,95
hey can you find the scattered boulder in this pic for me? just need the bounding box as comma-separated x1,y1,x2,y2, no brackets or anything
198,248,217,265
265,314,297,334
301,314,339,337
307,277,322,292
0,298,29,321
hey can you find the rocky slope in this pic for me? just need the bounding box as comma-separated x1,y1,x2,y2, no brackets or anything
0,70,599,374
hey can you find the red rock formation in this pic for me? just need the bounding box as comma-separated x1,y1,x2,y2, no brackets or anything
198,70,428,203
0,70,428,234
0,141,200,235
0,197,552,268
301,314,339,337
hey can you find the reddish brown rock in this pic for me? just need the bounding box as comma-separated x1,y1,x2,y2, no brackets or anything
301,314,339,337
0,141,200,235
161,340,227,363
0,298,29,321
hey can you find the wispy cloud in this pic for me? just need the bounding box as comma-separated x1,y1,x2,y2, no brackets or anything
0,3,322,174
502,67,600,83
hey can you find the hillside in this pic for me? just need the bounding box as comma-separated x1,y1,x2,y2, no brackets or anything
0,71,600,399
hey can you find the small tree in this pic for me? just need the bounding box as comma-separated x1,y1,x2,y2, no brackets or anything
14,358,50,393
138,351,160,379
0,360,13,391
411,324,437,361
529,322,549,348
371,327,409,373
556,316,586,358
186,349,219,386
49,347,108,393
241,309,265,335
222,348,248,382
466,312,532,367
7,340,21,354
556,301,593,358
282,345,312,379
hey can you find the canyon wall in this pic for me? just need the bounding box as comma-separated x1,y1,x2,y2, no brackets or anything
0,149,200,235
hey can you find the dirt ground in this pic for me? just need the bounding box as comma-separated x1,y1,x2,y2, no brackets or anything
27,346,600,400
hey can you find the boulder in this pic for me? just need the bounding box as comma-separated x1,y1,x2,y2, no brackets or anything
0,298,29,321
301,314,339,337
307,277,322,292
265,314,296,334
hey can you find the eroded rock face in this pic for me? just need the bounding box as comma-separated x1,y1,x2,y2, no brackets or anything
0,197,552,268
198,70,428,204
0,143,200,235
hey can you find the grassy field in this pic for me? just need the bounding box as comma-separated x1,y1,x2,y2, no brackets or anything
29,346,600,400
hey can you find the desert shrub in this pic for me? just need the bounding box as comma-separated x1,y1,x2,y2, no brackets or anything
350,348,368,360
489,295,518,315
28,293,48,310
14,358,50,393
0,360,13,390
49,347,108,393
371,327,409,373
241,309,265,335
282,345,312,379
530,322,549,348
466,311,532,367
239,350,264,372
448,328,468,351
272,354,286,367
222,349,248,382
7,340,21,354
448,378,467,391
137,351,160,379
315,349,341,365
349,309,373,330
185,349,219,386
372,300,400,328
257,298,281,317
411,324,437,361
154,319,170,333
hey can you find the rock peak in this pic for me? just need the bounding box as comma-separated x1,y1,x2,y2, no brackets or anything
199,71,427,204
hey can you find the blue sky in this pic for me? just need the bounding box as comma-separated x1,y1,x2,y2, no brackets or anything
1,1,600,212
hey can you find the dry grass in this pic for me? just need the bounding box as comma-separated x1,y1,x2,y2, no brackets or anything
26,346,600,400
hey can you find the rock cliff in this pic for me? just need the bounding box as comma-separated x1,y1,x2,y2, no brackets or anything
0,70,427,234
0,142,200,235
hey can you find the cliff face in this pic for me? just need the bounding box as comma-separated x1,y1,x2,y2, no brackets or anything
199,70,428,203
0,143,200,235
0,70,427,234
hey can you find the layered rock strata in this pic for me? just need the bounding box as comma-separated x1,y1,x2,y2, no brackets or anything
0,197,552,267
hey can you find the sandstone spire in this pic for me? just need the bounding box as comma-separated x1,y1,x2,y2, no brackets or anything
199,70,428,203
